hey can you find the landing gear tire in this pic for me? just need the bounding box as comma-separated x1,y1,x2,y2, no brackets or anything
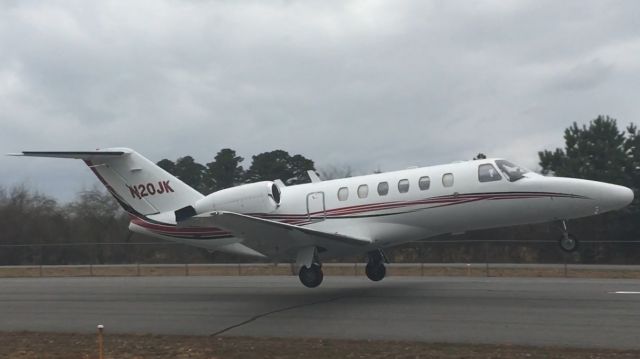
299,264,324,288
559,233,579,253
365,262,386,282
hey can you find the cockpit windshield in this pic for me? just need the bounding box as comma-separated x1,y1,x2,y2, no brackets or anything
495,160,530,182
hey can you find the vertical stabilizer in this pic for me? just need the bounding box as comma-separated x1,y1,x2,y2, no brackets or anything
15,148,204,216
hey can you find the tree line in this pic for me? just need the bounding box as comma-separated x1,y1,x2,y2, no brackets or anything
156,149,315,195
0,115,638,265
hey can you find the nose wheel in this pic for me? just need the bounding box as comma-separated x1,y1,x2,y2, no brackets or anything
558,220,579,253
559,233,578,253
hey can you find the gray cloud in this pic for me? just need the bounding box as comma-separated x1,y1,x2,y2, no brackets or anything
551,59,613,92
1,0,640,201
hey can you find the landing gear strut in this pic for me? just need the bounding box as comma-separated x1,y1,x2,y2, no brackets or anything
558,220,579,253
365,249,387,282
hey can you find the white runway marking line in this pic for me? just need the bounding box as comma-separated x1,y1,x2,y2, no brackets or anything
609,291,640,294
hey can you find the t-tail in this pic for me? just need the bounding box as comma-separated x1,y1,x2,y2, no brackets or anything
11,148,204,217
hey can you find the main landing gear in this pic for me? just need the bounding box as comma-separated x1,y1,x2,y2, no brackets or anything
558,220,579,253
365,249,387,282
295,247,389,287
298,263,323,288
297,247,324,288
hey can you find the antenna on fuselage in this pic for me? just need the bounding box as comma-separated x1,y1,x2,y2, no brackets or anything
307,170,322,183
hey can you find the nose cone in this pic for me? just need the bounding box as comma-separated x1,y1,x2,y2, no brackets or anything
613,185,634,207
598,183,634,212
536,177,634,219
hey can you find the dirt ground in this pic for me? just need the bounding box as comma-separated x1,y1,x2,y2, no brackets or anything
1,332,639,359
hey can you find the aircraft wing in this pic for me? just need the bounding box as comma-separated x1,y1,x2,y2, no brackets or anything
178,211,371,257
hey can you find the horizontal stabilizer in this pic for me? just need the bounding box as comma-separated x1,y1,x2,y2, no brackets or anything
9,150,128,159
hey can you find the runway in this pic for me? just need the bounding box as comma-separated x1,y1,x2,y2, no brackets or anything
1,276,639,349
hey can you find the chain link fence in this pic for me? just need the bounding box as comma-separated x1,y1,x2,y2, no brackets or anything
1,239,639,266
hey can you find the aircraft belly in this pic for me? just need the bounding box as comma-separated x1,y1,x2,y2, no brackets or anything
418,196,564,233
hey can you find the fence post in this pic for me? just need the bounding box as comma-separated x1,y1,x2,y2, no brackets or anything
484,242,490,277
38,245,43,277
97,325,104,359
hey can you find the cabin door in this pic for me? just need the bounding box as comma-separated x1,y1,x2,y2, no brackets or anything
306,192,326,222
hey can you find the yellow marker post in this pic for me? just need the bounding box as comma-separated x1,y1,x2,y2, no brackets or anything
97,324,105,359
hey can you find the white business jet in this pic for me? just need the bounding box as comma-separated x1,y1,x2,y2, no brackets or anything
12,148,634,288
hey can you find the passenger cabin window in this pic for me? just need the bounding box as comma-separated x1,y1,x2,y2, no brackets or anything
442,173,454,187
478,164,502,182
377,182,389,196
338,187,349,201
398,179,410,193
418,176,430,190
357,184,369,199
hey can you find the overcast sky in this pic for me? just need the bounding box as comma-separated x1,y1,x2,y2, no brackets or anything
1,0,639,201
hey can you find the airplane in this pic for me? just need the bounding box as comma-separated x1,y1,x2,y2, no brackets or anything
11,148,634,288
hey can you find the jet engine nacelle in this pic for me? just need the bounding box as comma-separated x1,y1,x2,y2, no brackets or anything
193,181,281,215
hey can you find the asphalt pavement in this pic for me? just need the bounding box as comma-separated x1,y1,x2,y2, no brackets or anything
1,276,639,349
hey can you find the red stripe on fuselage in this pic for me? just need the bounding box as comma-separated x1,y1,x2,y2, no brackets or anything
131,191,585,239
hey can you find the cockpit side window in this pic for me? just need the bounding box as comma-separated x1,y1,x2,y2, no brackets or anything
478,164,502,182
495,160,529,182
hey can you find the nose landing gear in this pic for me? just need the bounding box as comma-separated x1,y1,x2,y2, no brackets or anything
558,220,579,253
